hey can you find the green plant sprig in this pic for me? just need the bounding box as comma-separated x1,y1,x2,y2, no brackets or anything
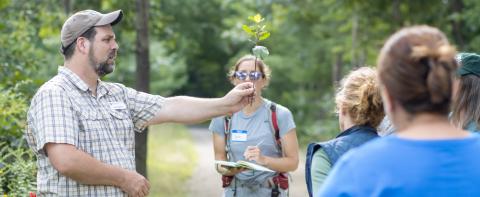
242,14,270,60
242,14,270,104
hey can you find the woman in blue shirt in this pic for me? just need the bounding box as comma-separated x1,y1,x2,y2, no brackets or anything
318,25,480,196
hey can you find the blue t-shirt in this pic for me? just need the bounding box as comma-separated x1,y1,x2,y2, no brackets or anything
318,133,480,197
209,99,296,185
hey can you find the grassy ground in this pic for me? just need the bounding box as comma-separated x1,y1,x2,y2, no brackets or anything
147,124,197,197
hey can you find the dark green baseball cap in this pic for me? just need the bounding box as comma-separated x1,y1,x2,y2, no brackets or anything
457,52,480,77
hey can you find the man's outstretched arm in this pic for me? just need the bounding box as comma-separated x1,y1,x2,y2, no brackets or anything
146,82,254,125
45,143,150,197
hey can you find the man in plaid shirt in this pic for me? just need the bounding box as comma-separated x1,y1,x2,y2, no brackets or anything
25,9,254,197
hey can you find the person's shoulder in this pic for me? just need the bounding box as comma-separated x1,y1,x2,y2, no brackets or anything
356,135,396,150
34,76,69,97
339,136,396,161
29,77,73,110
209,115,228,132
465,133,480,145
102,81,129,95
102,82,127,92
265,99,292,115
211,115,227,122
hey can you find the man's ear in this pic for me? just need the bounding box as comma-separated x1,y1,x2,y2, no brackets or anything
76,38,90,54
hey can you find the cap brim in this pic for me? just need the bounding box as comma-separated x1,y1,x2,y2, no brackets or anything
95,10,123,26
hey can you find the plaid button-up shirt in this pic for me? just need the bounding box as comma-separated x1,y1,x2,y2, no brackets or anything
26,67,164,196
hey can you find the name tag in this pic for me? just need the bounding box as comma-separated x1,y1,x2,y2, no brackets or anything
231,130,248,142
110,102,127,110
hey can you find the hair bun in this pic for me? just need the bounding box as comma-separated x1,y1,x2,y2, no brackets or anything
378,25,456,115
411,44,456,62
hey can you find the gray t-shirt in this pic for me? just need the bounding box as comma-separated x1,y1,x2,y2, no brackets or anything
209,99,296,185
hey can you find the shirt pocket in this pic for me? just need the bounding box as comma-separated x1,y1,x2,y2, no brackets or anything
76,110,109,154
108,109,135,136
78,110,108,133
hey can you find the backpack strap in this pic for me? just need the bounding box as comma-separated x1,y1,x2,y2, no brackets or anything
269,102,291,193
223,115,232,160
222,115,235,188
269,102,283,154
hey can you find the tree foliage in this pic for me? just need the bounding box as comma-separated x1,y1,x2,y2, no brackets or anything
2,0,480,193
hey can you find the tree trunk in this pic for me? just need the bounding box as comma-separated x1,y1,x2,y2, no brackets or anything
333,52,343,84
63,0,71,14
351,12,358,67
450,0,464,49
392,0,401,27
135,0,150,178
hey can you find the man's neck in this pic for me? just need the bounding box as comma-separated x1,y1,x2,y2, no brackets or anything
64,58,99,96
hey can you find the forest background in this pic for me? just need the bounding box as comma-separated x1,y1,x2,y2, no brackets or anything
1,0,480,195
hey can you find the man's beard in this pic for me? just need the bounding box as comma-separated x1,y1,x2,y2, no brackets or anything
88,47,116,77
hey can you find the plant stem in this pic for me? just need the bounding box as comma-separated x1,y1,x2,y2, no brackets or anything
251,54,258,106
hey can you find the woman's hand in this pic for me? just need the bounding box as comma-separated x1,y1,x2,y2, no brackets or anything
243,146,268,165
216,164,246,176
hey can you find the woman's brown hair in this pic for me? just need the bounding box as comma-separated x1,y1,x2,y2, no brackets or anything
336,67,384,128
377,25,457,115
451,75,480,129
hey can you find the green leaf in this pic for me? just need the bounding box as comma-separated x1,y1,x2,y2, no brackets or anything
252,45,269,59
242,25,255,36
259,32,270,41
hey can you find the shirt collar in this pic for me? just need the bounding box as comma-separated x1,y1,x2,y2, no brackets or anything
58,66,89,92
97,80,110,98
58,66,110,97
336,125,377,138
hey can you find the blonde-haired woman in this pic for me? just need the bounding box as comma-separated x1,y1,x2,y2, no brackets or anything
210,55,299,197
305,67,384,197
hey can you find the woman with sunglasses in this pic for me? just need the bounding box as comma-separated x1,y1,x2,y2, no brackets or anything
209,55,299,197
318,25,480,196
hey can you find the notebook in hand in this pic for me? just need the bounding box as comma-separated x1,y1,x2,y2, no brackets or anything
215,160,274,172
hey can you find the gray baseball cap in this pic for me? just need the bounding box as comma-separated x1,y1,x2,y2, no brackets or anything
60,9,123,53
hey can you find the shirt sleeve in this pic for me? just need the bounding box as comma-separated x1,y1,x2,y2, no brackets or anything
317,150,359,196
123,86,165,132
311,149,332,196
209,116,226,136
276,104,296,138
27,88,79,155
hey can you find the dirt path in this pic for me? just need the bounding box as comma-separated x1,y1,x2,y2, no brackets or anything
186,126,307,197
